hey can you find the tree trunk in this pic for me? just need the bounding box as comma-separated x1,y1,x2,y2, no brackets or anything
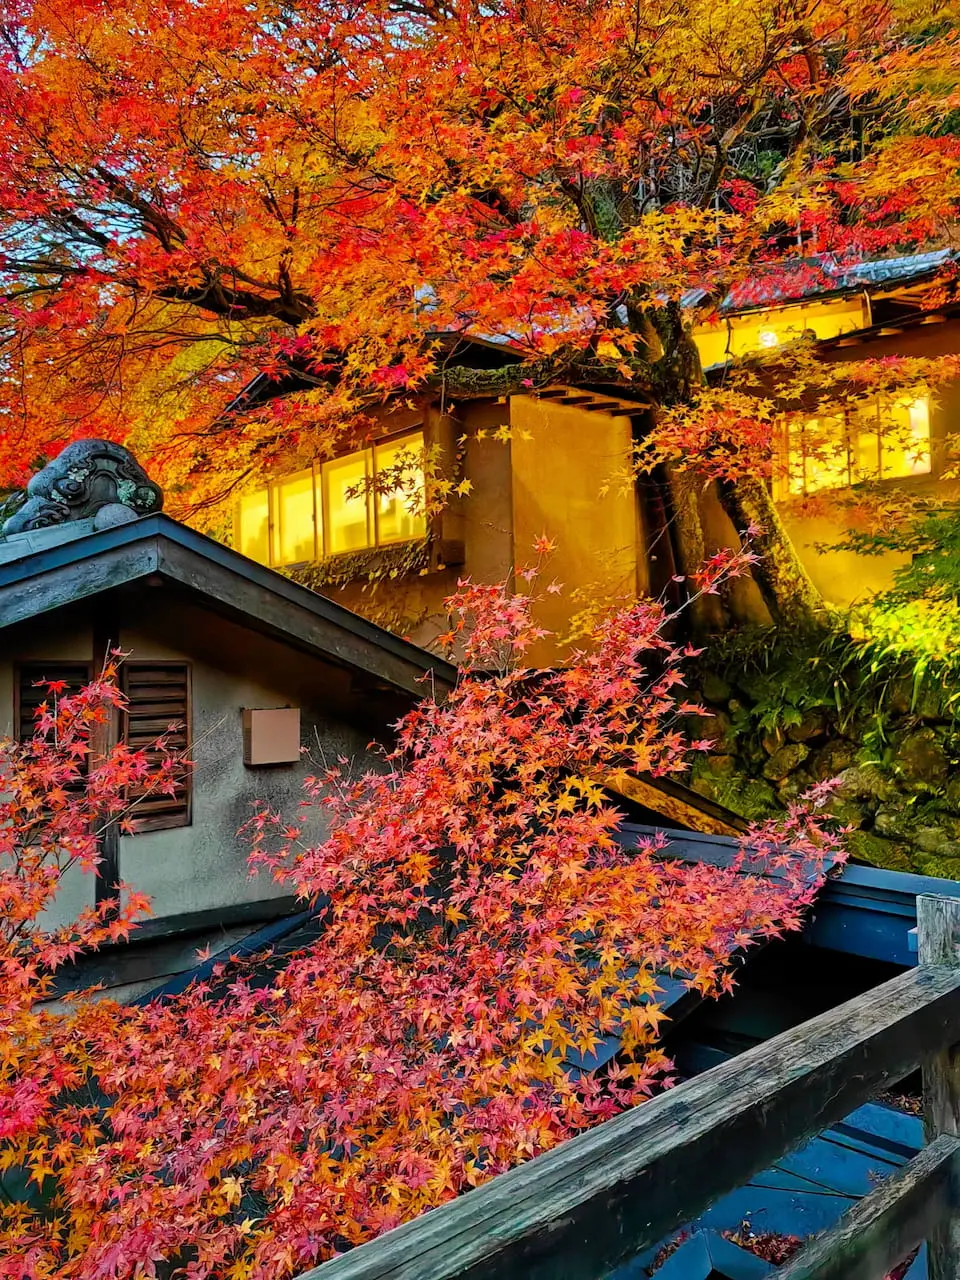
644,308,826,633
662,464,726,634
718,473,826,630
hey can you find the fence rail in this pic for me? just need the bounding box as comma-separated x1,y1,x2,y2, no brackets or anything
295,893,960,1280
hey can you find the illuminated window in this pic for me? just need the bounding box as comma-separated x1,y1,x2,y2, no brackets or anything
883,393,931,480
235,430,426,567
277,470,318,565
238,490,270,563
780,390,931,497
374,435,427,545
324,450,373,554
693,296,870,369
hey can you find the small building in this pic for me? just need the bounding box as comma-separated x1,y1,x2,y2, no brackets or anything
0,442,454,998
224,250,960,659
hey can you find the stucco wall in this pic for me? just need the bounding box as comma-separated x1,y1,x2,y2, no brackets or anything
509,396,639,664
0,592,392,931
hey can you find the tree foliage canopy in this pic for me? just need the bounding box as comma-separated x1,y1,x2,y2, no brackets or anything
0,0,958,510
0,563,842,1278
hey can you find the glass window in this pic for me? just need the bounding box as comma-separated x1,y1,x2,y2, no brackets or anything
238,490,270,564
235,428,427,567
780,390,931,498
800,415,849,494
855,403,881,483
277,469,318,565
374,433,426,545
323,450,373,555
883,393,931,480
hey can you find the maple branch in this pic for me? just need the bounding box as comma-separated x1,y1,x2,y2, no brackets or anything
93,166,187,253
152,275,315,325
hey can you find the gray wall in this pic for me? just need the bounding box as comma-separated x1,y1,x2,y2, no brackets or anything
0,591,395,930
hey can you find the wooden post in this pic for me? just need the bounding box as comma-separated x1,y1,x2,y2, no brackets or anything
918,893,960,1280
91,606,121,911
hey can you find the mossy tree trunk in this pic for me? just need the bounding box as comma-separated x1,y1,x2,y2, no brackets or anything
717,474,826,630
644,307,826,633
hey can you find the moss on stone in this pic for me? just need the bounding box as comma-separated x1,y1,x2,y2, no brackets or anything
845,831,914,873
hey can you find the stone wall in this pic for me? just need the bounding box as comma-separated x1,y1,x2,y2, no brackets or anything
686,658,960,877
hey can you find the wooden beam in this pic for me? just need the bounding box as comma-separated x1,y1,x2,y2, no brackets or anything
604,772,747,836
298,965,960,1280
770,1133,960,1280
920,894,960,1279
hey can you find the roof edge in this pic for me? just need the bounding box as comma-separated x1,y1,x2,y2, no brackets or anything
0,513,457,695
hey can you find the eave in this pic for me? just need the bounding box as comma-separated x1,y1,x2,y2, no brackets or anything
0,513,455,699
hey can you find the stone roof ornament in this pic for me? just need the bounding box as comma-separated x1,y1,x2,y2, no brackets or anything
1,439,163,537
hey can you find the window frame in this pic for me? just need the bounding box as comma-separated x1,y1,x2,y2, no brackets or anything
235,426,427,568
121,660,193,834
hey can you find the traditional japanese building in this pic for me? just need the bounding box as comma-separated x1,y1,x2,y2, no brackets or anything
226,250,960,661
0,442,455,998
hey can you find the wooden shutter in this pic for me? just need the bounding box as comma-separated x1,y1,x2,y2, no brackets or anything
16,662,92,742
122,662,191,831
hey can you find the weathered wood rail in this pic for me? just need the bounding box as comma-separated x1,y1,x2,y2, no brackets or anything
300,894,960,1280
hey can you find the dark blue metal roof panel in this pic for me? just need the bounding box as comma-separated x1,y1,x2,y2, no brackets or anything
619,822,960,967
613,1102,926,1279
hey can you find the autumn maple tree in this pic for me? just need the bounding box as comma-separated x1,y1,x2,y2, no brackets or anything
1,555,844,1279
0,664,183,1202
0,0,958,622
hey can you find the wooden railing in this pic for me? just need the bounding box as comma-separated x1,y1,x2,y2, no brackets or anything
299,894,960,1280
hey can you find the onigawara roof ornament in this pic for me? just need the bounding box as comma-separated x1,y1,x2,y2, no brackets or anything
1,439,162,537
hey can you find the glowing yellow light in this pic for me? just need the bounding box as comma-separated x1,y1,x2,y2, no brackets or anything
758,329,779,348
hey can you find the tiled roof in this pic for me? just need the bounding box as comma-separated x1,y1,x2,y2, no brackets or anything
714,248,955,313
